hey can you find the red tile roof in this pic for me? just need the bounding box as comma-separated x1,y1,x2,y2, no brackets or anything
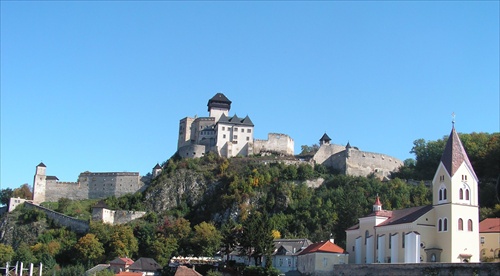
115,272,142,276
440,127,478,180
479,218,500,233
174,265,202,276
298,240,345,255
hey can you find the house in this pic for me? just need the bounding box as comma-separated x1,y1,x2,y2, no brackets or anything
479,218,500,261
345,124,480,263
297,239,348,275
109,257,135,273
128,258,162,276
272,238,313,274
115,272,143,276
174,265,202,276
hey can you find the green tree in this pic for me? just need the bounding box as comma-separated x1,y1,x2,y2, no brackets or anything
220,219,239,261
0,188,13,206
150,235,178,266
239,211,274,267
12,183,33,200
74,233,105,264
109,225,138,258
12,243,37,264
0,244,14,264
191,221,222,256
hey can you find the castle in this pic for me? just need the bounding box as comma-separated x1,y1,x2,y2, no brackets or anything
32,162,146,204
346,124,480,263
177,93,294,158
312,133,403,180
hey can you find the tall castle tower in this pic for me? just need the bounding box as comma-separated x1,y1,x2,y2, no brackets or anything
432,124,479,262
207,93,231,122
32,162,47,204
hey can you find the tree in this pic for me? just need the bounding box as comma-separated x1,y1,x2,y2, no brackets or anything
239,211,274,267
220,219,239,261
0,188,13,206
109,225,138,258
12,183,33,200
74,233,105,264
0,244,14,264
150,235,178,266
191,221,222,256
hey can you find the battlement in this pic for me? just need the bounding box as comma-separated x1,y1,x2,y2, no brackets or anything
79,172,139,177
54,181,79,185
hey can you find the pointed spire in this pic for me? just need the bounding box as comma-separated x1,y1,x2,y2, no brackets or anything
440,126,478,180
346,141,351,149
373,195,382,212
320,133,331,145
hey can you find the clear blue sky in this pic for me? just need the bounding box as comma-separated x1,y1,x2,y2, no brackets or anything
1,1,498,190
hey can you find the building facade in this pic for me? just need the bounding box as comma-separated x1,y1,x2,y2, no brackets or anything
297,240,348,275
345,125,480,263
479,218,500,261
177,93,294,158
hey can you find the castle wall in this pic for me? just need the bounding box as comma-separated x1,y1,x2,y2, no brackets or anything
178,144,207,158
344,150,403,179
92,208,146,225
24,202,89,234
81,172,143,199
254,133,294,156
45,181,88,202
313,144,346,165
178,117,195,149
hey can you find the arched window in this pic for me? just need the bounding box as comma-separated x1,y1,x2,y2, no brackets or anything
459,188,463,199
438,219,442,231
468,219,473,231
443,218,448,231
439,189,442,201
458,218,463,230
443,188,447,200
465,189,470,200
365,230,369,245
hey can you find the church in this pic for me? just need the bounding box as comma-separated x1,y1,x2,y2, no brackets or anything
345,124,480,263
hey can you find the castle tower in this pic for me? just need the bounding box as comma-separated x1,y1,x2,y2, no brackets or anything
432,124,479,262
319,133,331,145
152,163,162,178
208,93,231,122
32,162,47,204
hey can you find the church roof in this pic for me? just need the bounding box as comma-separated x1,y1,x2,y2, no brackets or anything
37,162,46,167
347,205,434,230
440,126,478,180
298,240,345,255
374,196,382,206
479,218,500,233
207,93,231,112
346,141,351,149
320,133,331,142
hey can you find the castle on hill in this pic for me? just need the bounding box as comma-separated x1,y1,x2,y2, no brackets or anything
312,133,403,180
177,93,294,158
32,162,146,204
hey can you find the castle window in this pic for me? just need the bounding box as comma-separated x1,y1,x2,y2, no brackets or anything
247,129,251,133
234,127,238,131
459,188,464,199
458,218,463,231
241,128,244,132
481,237,484,244
365,230,369,245
246,137,250,141
223,134,226,139
468,219,473,231
233,135,238,140
402,232,405,248
465,189,470,200
222,127,225,131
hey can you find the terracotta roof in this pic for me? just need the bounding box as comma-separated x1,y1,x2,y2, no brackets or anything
37,162,46,167
374,196,382,206
440,127,478,180
115,272,143,276
128,257,161,272
479,218,500,233
320,133,331,142
109,257,134,266
298,240,345,255
174,265,202,276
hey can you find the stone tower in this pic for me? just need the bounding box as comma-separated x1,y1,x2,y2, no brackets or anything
207,93,231,122
431,124,479,262
152,163,162,178
32,162,47,204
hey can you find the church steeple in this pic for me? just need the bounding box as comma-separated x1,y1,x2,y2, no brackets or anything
439,125,478,181
373,195,382,212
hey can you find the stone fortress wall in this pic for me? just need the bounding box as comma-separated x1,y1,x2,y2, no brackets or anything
24,202,89,233
33,163,146,204
254,133,294,156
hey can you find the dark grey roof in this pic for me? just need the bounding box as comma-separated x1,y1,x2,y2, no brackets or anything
241,115,254,126
46,176,59,180
217,114,254,126
37,162,46,167
347,205,434,230
273,238,313,255
440,127,478,180
153,163,162,169
346,141,351,149
320,133,331,142
207,93,231,112
128,257,161,272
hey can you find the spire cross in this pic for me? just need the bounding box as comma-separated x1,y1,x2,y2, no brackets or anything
452,112,456,126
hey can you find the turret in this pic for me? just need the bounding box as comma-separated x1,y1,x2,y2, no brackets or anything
152,163,162,178
32,162,47,204
319,133,331,145
373,195,382,212
208,93,231,121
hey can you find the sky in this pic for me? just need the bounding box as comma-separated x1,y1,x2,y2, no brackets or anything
1,1,498,190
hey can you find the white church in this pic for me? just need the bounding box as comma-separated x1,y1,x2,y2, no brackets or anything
346,124,480,263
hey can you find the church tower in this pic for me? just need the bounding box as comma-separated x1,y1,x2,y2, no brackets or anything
207,93,231,122
32,162,47,204
432,124,479,262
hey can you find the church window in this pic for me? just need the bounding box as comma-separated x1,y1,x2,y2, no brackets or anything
458,218,463,230
389,233,391,249
444,218,448,231
468,219,473,231
438,219,442,231
480,237,484,244
439,190,442,201
365,230,369,245
402,232,405,248
443,188,447,200
465,189,470,200
459,188,463,199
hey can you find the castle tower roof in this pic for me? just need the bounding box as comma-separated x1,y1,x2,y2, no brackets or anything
440,126,478,180
153,163,162,170
37,162,46,167
346,141,351,149
241,115,254,126
320,133,331,143
207,93,231,112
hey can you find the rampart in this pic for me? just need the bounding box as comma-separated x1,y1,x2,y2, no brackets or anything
254,133,294,156
24,202,89,234
330,262,498,276
345,149,403,179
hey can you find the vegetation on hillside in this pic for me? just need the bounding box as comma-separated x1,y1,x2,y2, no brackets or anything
0,131,497,274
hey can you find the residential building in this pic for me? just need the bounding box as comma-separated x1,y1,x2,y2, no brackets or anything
128,258,162,276
479,218,500,261
345,125,480,263
297,239,348,275
273,238,313,274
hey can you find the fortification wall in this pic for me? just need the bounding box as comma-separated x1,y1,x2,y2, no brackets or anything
113,210,146,225
330,263,497,276
254,133,294,156
45,181,88,202
80,172,143,199
345,150,403,179
24,202,89,234
313,144,346,165
178,144,206,158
